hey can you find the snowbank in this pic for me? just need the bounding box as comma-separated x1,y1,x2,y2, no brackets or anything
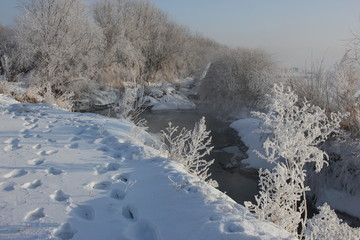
0,94,293,240
230,118,275,170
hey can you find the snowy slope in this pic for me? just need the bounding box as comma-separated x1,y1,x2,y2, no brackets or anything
230,118,275,170
0,94,294,240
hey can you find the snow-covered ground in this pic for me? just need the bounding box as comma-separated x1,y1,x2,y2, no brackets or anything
0,94,294,240
230,118,275,170
145,82,196,111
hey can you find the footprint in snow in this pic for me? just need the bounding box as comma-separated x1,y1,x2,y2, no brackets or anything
126,219,159,240
95,162,121,174
22,179,42,189
52,223,77,240
3,144,22,152
32,144,42,150
110,189,126,201
4,169,27,178
3,138,21,151
71,204,95,220
122,205,137,220
20,129,30,134
224,222,244,233
47,167,63,175
68,136,80,142
22,116,31,121
209,213,223,221
50,190,70,201
0,181,16,191
88,181,111,190
111,173,130,183
25,123,38,130
3,137,19,145
65,143,78,149
28,157,45,166
24,207,45,221
37,149,58,156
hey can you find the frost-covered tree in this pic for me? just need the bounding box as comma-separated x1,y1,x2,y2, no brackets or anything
198,48,275,114
305,203,360,240
16,0,103,96
161,117,218,188
0,25,24,81
245,84,342,238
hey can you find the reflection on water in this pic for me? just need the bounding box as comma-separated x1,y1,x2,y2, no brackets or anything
140,109,259,205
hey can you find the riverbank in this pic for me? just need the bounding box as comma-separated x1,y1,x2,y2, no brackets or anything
0,94,295,240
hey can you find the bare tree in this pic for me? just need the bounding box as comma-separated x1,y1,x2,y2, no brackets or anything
16,0,103,96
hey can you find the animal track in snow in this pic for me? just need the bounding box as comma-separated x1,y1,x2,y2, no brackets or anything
105,162,121,171
110,189,126,200
32,144,42,150
25,123,38,130
122,205,137,220
37,149,58,156
24,207,45,221
20,129,30,134
3,137,19,144
96,162,121,174
3,144,22,152
22,179,42,189
88,181,111,190
47,167,63,175
71,205,95,220
112,173,130,183
4,169,27,178
28,157,45,166
52,223,77,240
209,213,222,221
50,190,70,201
224,222,244,233
0,181,16,191
127,219,159,240
68,136,80,142
65,143,78,149
3,138,21,151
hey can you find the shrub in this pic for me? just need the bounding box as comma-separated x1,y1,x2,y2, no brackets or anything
161,117,218,188
245,84,342,238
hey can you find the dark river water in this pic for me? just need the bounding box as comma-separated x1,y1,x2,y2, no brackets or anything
140,109,259,205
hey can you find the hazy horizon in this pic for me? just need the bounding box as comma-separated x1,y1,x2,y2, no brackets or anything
1,0,360,68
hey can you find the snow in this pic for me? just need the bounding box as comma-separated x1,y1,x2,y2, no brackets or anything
144,81,196,111
317,188,360,220
230,118,275,170
0,94,294,239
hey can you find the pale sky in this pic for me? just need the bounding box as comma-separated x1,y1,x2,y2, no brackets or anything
1,0,360,68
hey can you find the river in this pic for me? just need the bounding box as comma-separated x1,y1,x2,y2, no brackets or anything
140,109,260,205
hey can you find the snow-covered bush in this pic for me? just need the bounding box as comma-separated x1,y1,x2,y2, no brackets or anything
198,48,275,114
161,117,218,188
114,84,147,128
305,203,360,240
308,136,360,196
245,84,342,238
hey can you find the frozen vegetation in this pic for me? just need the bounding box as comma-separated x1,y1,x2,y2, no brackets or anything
0,94,294,239
1,0,360,239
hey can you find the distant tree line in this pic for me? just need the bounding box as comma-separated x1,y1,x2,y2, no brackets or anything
0,0,224,101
